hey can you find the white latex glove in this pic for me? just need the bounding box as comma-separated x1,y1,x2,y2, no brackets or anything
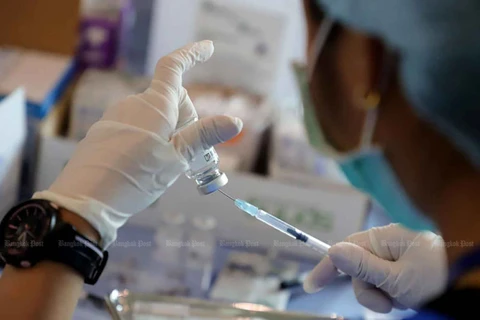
304,224,447,313
33,41,243,249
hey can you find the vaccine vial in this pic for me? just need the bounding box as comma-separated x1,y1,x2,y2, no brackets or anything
175,118,228,195
184,148,228,195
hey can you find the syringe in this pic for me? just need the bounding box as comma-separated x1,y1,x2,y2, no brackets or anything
218,190,331,256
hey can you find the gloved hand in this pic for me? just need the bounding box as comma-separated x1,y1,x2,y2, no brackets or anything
303,223,447,313
33,41,243,249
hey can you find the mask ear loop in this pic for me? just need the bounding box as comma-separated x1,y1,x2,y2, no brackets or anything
359,93,381,148
359,50,397,149
308,17,335,81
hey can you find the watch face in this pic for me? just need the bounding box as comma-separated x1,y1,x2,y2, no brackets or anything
2,203,53,256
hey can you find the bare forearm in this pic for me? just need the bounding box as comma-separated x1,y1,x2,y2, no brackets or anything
0,262,84,320
0,209,100,320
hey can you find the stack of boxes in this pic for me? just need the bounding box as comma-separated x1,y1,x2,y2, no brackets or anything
1,0,369,258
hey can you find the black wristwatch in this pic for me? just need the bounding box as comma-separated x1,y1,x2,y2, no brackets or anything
0,199,108,285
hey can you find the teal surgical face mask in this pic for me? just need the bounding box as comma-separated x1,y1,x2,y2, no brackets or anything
294,18,436,231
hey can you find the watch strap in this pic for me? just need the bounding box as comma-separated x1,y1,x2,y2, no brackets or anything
44,224,108,285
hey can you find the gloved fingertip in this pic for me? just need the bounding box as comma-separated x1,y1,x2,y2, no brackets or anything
327,243,360,274
361,297,393,314
194,40,215,62
302,257,338,294
392,300,409,310
208,115,243,142
303,273,323,293
232,117,244,131
355,286,394,314
328,242,350,257
199,39,213,46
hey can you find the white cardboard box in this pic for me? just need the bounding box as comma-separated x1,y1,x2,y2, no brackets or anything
0,88,27,216
69,70,150,140
269,113,349,187
147,0,306,108
36,135,368,259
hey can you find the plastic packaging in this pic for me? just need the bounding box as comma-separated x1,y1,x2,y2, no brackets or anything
185,215,217,298
152,212,188,293
69,70,149,140
79,0,123,69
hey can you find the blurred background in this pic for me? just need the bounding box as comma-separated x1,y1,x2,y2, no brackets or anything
0,1,404,319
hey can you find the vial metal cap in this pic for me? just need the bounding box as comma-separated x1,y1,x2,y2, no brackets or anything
197,172,228,195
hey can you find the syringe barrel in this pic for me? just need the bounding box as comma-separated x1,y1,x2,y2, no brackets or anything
304,236,330,256
256,210,301,240
235,200,333,258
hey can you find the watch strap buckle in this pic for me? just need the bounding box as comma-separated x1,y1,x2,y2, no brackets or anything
86,250,109,285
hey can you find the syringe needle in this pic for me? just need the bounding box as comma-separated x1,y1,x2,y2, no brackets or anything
218,189,235,201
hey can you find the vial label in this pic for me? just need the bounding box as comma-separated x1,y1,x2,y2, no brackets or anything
203,151,212,162
188,148,219,173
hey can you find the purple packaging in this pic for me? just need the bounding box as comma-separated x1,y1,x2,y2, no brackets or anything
78,15,121,69
116,0,135,71
116,0,154,75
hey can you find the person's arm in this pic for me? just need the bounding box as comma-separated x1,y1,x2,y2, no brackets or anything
0,40,242,320
0,210,99,320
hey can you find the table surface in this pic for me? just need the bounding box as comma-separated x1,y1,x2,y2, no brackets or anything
73,203,415,320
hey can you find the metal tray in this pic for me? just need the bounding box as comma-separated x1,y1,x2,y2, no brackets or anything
105,289,343,320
